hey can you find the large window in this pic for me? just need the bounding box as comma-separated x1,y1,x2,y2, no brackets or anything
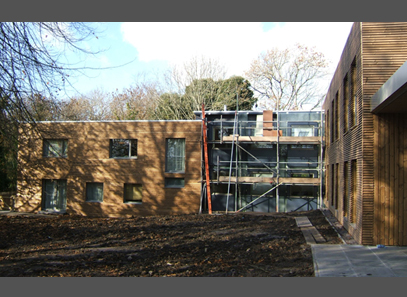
165,138,185,173
86,182,104,202
110,139,137,158
42,179,67,211
43,139,68,158
124,183,142,203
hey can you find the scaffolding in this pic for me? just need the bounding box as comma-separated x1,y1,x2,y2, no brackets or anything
197,109,324,214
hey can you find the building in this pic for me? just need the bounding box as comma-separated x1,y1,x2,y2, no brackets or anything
16,109,324,217
195,109,324,214
323,22,407,246
16,120,202,217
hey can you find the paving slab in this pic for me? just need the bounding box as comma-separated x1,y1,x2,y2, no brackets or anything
312,244,407,277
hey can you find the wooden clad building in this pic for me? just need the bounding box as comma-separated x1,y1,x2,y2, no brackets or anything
324,22,407,245
16,121,202,217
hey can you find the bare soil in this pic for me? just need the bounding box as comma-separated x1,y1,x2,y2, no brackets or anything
0,209,342,277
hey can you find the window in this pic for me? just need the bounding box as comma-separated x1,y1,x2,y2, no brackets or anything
350,58,357,127
124,183,142,203
330,164,335,207
43,139,68,157
291,126,313,137
335,163,339,209
343,161,349,217
165,178,185,188
350,159,357,223
326,110,330,146
343,74,349,133
86,182,103,202
165,138,185,173
334,92,339,140
42,179,67,211
110,139,137,158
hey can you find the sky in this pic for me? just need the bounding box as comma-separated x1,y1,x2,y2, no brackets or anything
63,22,354,100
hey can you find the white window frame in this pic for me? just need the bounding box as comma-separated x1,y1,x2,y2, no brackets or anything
43,139,68,158
86,182,104,202
165,138,185,173
110,139,137,158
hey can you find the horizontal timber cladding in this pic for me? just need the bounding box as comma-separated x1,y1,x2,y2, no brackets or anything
374,114,407,246
324,22,407,245
324,23,365,244
16,121,202,217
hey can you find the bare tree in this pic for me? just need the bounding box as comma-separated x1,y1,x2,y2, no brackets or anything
109,82,160,120
154,55,257,120
161,56,228,110
0,22,102,190
245,43,329,111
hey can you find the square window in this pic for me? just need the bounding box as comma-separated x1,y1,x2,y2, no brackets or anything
124,183,142,203
165,178,185,188
165,138,185,173
43,139,68,157
110,139,137,158
86,182,103,202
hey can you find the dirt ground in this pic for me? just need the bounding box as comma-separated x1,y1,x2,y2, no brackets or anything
0,209,342,277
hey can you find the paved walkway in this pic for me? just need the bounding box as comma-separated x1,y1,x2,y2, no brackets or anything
311,209,407,277
312,244,407,277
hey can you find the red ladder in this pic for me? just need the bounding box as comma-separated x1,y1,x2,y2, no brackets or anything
201,104,212,214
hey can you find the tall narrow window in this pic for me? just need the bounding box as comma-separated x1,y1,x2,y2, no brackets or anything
110,139,137,158
326,110,330,146
330,102,334,144
331,164,335,206
335,163,339,209
335,92,339,140
350,159,357,223
86,182,104,202
165,138,185,173
42,179,67,211
343,161,349,217
343,74,349,132
350,58,357,127
43,139,68,158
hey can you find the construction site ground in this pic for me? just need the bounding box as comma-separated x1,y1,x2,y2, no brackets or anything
0,209,343,277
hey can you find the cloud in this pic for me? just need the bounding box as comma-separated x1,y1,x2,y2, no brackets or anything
120,22,354,78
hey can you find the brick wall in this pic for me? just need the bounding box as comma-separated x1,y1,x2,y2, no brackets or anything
16,121,202,217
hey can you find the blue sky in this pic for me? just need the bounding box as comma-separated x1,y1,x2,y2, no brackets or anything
63,22,354,99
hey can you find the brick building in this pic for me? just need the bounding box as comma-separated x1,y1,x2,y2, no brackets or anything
16,121,202,217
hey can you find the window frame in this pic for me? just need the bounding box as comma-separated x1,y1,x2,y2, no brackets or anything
123,183,143,204
287,122,318,137
350,58,357,128
110,139,138,159
42,179,67,212
165,138,186,173
43,139,68,158
85,182,104,203
165,177,185,188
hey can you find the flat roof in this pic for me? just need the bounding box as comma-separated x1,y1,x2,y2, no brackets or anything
27,120,202,124
371,60,407,113
193,110,322,116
